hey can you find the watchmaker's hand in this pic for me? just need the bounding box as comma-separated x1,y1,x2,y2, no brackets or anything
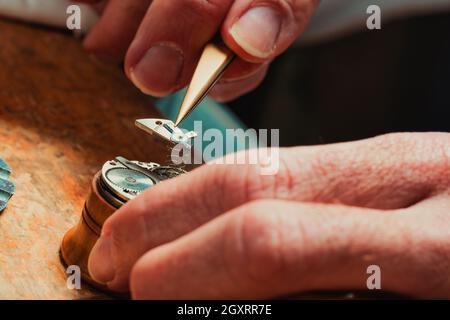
76,0,319,101
88,132,450,298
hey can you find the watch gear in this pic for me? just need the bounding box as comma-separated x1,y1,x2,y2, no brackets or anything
105,168,156,192
98,156,186,207
0,159,15,212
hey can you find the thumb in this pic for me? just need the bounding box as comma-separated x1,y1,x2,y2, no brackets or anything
222,0,319,62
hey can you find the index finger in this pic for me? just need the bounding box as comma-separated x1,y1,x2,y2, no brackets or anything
124,0,235,96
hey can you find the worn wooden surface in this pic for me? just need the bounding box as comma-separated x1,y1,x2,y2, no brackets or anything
0,18,169,299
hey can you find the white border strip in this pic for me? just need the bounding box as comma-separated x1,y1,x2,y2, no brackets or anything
0,0,98,33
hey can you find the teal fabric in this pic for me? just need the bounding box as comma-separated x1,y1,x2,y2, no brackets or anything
155,90,251,155
155,89,246,133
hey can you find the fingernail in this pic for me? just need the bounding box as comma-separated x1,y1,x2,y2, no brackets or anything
229,6,282,59
88,234,115,284
130,44,184,97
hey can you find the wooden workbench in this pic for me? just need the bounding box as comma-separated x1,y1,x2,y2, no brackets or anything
0,18,169,299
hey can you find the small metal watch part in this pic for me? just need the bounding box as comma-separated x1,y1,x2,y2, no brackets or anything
0,159,15,211
135,118,197,147
60,119,191,292
98,156,186,208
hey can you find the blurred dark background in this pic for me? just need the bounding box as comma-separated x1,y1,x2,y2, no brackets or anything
228,11,450,147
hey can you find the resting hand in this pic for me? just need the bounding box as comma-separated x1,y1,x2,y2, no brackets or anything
88,132,450,299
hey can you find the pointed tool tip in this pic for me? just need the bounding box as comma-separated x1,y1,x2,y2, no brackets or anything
174,113,187,127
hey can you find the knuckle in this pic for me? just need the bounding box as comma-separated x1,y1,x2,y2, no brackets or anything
371,132,449,160
205,152,296,210
202,163,248,212
102,208,149,266
373,132,450,181
243,150,297,201
102,207,143,245
371,132,424,155
225,201,286,284
239,163,271,200
310,132,450,206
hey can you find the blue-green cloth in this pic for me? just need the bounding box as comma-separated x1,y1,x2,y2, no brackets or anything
156,90,254,156
156,89,246,133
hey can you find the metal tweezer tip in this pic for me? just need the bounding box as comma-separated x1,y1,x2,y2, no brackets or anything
175,42,235,126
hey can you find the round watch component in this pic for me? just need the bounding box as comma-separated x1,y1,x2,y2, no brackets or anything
98,157,187,208
105,168,155,192
99,158,160,204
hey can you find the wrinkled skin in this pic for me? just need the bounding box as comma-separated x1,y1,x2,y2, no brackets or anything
87,133,450,299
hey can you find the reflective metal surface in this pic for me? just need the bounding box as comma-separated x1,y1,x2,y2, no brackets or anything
175,42,235,126
100,157,160,203
0,159,14,211
135,118,197,147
